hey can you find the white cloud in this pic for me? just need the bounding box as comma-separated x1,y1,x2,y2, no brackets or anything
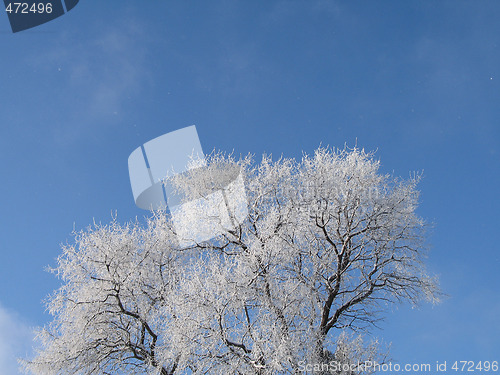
0,304,35,375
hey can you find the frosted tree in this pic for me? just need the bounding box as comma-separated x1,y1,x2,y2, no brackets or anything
22,147,440,374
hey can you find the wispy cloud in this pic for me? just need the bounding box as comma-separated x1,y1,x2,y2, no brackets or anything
0,303,35,375
25,13,150,146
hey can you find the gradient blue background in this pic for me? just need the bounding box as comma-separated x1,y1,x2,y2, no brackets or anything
0,1,499,373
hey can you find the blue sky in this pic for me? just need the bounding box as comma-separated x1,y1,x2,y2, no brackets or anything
1,1,499,373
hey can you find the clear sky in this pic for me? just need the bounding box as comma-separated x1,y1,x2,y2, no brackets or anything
1,1,499,373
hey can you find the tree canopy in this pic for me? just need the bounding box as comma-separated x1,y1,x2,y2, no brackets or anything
23,147,440,374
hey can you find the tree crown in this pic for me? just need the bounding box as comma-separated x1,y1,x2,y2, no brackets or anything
23,147,440,375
